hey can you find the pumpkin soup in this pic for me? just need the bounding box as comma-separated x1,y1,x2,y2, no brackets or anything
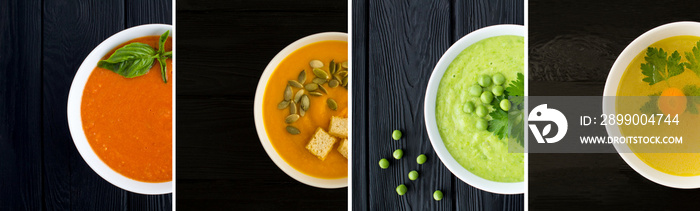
262,40,348,179
617,36,700,176
81,35,172,183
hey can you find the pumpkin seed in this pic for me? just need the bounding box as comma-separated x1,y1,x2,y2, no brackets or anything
327,98,338,110
286,126,301,135
285,114,300,124
330,60,336,74
333,74,343,82
342,61,348,69
329,79,339,88
278,100,290,109
309,91,323,96
310,60,323,69
298,70,307,83
342,77,348,86
284,85,292,101
336,70,348,78
289,101,297,114
335,63,341,73
318,85,328,93
289,80,303,88
313,68,329,79
299,108,306,117
312,78,327,84
305,83,318,91
301,95,310,111
294,90,304,103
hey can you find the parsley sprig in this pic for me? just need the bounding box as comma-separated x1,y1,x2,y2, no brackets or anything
488,73,524,145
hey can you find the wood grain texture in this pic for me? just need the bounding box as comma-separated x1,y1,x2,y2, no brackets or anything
0,0,43,209
366,0,453,210
353,0,524,210
127,0,172,27
350,0,368,209
42,0,128,209
529,0,700,209
175,0,348,209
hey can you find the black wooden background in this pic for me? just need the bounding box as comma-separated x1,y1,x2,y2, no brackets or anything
175,0,348,210
530,0,700,209
0,0,172,210
352,0,524,210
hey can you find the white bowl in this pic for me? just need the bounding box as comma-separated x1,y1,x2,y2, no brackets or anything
424,25,524,194
604,21,700,189
67,24,173,195
253,32,348,189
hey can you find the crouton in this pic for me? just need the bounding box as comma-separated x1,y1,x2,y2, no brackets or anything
328,116,348,138
305,128,337,161
337,138,348,159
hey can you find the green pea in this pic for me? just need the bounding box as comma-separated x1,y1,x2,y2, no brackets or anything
463,101,475,113
500,99,511,111
408,170,419,180
393,149,404,159
476,118,488,130
392,130,402,140
478,74,492,87
379,158,389,169
433,190,443,201
480,91,493,104
475,105,487,117
469,85,482,97
396,184,407,196
492,85,504,96
493,73,506,85
417,154,427,164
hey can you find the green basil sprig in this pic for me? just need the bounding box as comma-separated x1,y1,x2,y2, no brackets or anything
98,30,172,83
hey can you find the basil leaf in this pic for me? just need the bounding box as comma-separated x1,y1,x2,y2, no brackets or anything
157,56,168,83
98,42,157,78
159,30,170,55
98,55,157,78
100,43,156,64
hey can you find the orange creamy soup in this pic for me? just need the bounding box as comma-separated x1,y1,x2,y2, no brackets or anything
262,40,348,179
81,36,172,182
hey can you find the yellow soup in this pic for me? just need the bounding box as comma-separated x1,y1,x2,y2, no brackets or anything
262,40,348,179
617,36,700,176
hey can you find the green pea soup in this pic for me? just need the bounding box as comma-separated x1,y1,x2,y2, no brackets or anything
435,35,524,182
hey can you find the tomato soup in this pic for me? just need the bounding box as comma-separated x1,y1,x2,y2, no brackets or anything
81,36,172,182
262,40,348,179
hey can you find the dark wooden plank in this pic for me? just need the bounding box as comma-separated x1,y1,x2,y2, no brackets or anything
454,0,524,41
174,6,347,97
124,0,173,209
453,0,525,209
126,0,172,27
42,0,128,210
175,0,348,209
351,0,368,210
0,0,43,209
365,0,453,210
529,0,700,209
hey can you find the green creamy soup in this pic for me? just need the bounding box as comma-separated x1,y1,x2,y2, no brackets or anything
435,35,524,182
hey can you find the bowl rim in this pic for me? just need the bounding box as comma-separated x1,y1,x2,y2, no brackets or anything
253,32,348,189
603,21,700,189
424,24,525,194
66,24,173,195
